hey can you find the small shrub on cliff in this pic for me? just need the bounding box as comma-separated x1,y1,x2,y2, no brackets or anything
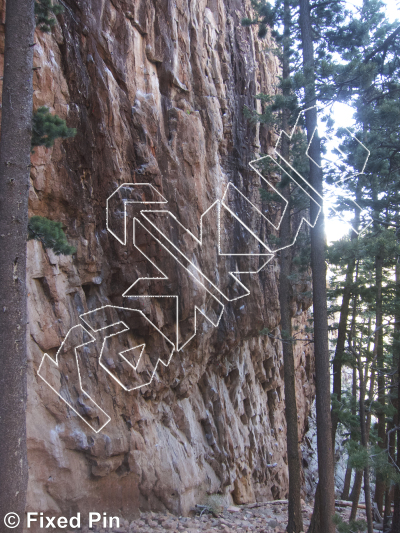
28,216,76,256
32,107,76,149
35,0,63,33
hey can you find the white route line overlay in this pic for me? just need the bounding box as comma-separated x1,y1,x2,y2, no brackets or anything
38,108,371,432
272,105,371,235
125,217,225,352
79,306,174,390
37,324,111,433
106,183,168,245
139,202,273,301
37,306,175,432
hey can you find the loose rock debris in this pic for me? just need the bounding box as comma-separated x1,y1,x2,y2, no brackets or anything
79,499,377,533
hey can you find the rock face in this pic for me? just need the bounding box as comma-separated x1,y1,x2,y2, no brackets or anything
8,0,314,520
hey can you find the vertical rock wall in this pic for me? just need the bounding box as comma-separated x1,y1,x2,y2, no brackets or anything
3,0,313,519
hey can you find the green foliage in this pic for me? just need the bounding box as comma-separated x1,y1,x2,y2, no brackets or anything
246,1,400,509
346,440,370,471
331,391,360,433
241,0,274,39
332,513,367,533
28,216,76,256
291,230,311,272
371,445,400,486
32,107,76,149
35,0,63,32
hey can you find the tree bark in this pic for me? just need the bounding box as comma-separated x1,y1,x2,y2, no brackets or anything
0,0,35,530
357,355,374,533
331,192,360,450
374,248,386,515
278,4,304,531
341,463,352,500
384,485,392,531
341,365,358,501
350,471,363,521
384,413,395,527
299,2,336,533
331,232,358,448
390,232,400,533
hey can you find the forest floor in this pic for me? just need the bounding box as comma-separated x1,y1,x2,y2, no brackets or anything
83,501,375,533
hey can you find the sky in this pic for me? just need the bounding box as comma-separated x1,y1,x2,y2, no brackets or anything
323,0,399,243
322,103,358,243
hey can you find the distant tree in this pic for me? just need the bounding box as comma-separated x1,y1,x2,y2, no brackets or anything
242,1,307,529
392,238,400,533
298,0,336,531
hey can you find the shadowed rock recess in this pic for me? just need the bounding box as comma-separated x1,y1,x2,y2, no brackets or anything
14,0,314,519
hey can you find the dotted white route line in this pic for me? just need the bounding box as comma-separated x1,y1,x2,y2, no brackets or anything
305,121,370,178
106,183,168,245
124,217,225,351
220,181,288,236
37,324,111,433
79,305,175,390
39,106,372,432
139,201,274,302
119,344,145,369
37,306,176,430
248,155,322,253
272,106,372,235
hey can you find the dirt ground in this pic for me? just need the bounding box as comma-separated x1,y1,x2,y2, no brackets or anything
79,500,376,533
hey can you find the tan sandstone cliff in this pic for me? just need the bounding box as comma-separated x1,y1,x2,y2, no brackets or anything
1,0,314,520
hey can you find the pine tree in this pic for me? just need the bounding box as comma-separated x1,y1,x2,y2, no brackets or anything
243,2,310,529
278,3,304,530
32,106,76,149
0,2,77,528
392,239,400,532
34,0,63,33
325,1,400,518
298,1,337,530
0,1,35,530
28,216,76,255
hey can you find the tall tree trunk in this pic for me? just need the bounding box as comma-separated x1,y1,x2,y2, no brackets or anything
384,484,392,531
342,366,358,501
384,414,395,527
331,223,359,447
348,294,363,522
349,340,376,522
391,360,400,532
349,472,363,521
0,0,35,530
390,231,400,533
341,462,352,501
374,247,386,515
346,290,362,520
279,2,304,532
299,2,336,532
358,355,374,533
365,316,375,446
